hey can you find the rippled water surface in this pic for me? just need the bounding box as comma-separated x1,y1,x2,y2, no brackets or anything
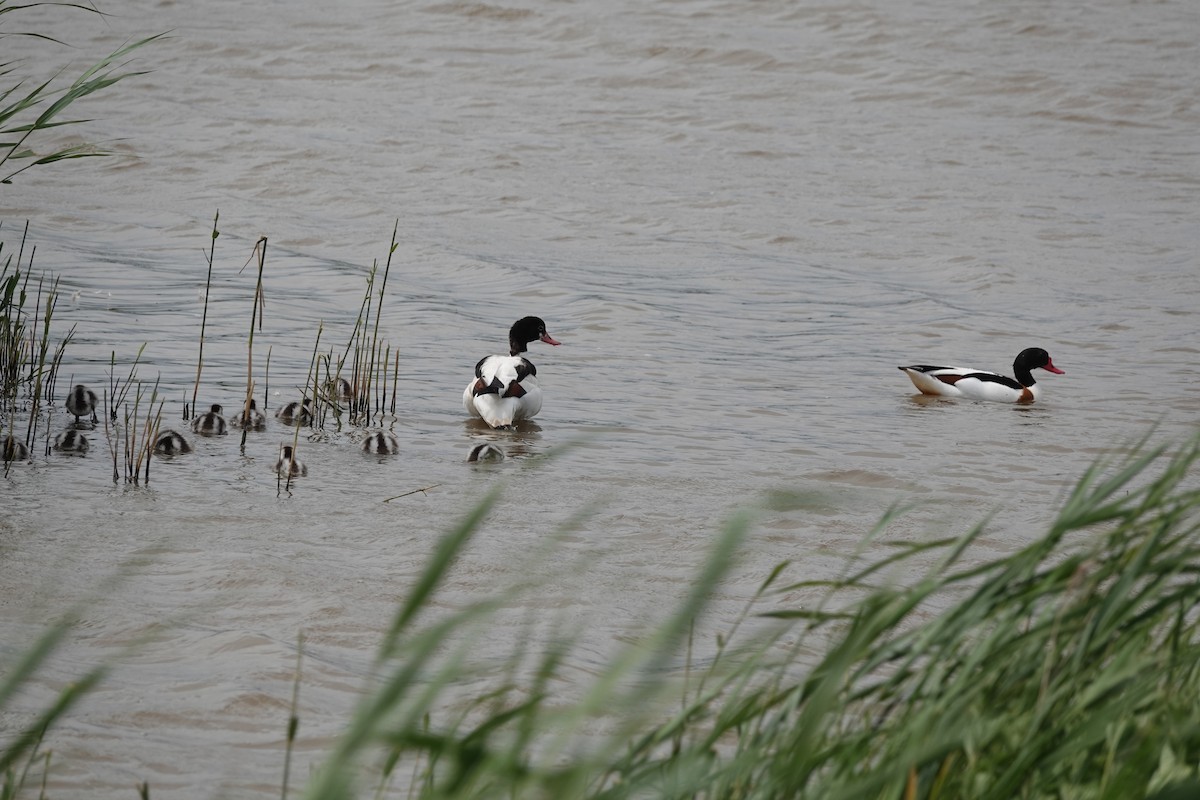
3,0,1199,795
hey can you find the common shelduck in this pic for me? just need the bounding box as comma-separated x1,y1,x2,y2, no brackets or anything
276,398,312,426
2,435,28,461
192,403,228,435
154,430,193,455
65,384,99,424
54,430,89,453
467,442,505,463
329,377,352,405
276,444,307,477
899,347,1065,404
230,398,266,430
463,316,561,428
362,431,399,454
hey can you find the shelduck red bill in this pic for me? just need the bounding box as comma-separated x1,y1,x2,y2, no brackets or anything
540,333,561,346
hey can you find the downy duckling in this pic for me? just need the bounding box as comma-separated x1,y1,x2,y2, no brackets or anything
54,430,89,453
362,431,399,455
230,398,266,430
467,443,506,463
65,384,99,424
275,398,312,426
330,376,352,405
154,430,193,455
275,444,307,477
191,404,228,436
2,435,28,461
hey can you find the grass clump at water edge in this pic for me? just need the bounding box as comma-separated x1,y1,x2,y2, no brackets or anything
5,435,1200,799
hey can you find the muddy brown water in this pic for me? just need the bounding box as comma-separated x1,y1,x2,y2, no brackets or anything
2,0,1198,795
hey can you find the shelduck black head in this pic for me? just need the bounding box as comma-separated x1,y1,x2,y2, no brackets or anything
508,316,561,356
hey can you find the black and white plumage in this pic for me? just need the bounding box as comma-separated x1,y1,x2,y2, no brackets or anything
54,430,89,453
467,443,505,463
463,316,561,428
362,431,399,455
230,398,266,430
192,403,228,436
2,435,28,461
65,384,99,424
154,430,193,455
330,377,352,405
276,398,313,426
275,444,307,477
899,347,1065,404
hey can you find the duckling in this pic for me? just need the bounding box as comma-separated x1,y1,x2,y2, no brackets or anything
362,431,399,455
329,376,353,405
54,430,89,453
275,444,307,477
2,435,28,461
65,384,99,424
275,398,312,426
230,398,266,430
154,430,193,455
467,443,506,463
191,403,228,436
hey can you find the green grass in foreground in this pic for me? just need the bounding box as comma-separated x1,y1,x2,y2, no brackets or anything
5,434,1200,799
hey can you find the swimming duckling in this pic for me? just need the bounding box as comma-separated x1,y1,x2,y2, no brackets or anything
467,443,506,463
329,376,352,404
362,431,399,455
275,398,312,426
191,404,228,436
54,430,89,453
154,430,193,455
2,435,28,461
230,398,266,430
65,384,99,424
275,444,307,477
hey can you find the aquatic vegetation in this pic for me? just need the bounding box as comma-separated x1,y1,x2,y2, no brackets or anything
5,435,1200,798
0,3,164,184
0,3,163,183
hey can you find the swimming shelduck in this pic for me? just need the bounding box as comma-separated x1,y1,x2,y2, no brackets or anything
230,398,266,430
463,316,561,428
362,431,399,454
276,398,313,426
54,430,89,453
154,430,193,455
192,403,228,435
2,435,28,461
66,384,99,424
276,444,307,477
899,347,1065,404
467,442,505,463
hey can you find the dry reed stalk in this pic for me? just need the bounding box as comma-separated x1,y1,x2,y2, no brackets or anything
190,211,219,416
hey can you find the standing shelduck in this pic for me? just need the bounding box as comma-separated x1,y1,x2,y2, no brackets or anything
66,384,99,424
898,347,1065,404
463,316,561,428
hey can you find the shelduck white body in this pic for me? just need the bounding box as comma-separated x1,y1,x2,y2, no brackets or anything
463,317,560,428
899,347,1064,404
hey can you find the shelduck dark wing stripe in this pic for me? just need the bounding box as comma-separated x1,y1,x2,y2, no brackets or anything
503,381,527,399
474,356,489,379
515,358,536,379
936,374,964,385
967,372,1022,390
900,365,951,373
472,376,503,397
